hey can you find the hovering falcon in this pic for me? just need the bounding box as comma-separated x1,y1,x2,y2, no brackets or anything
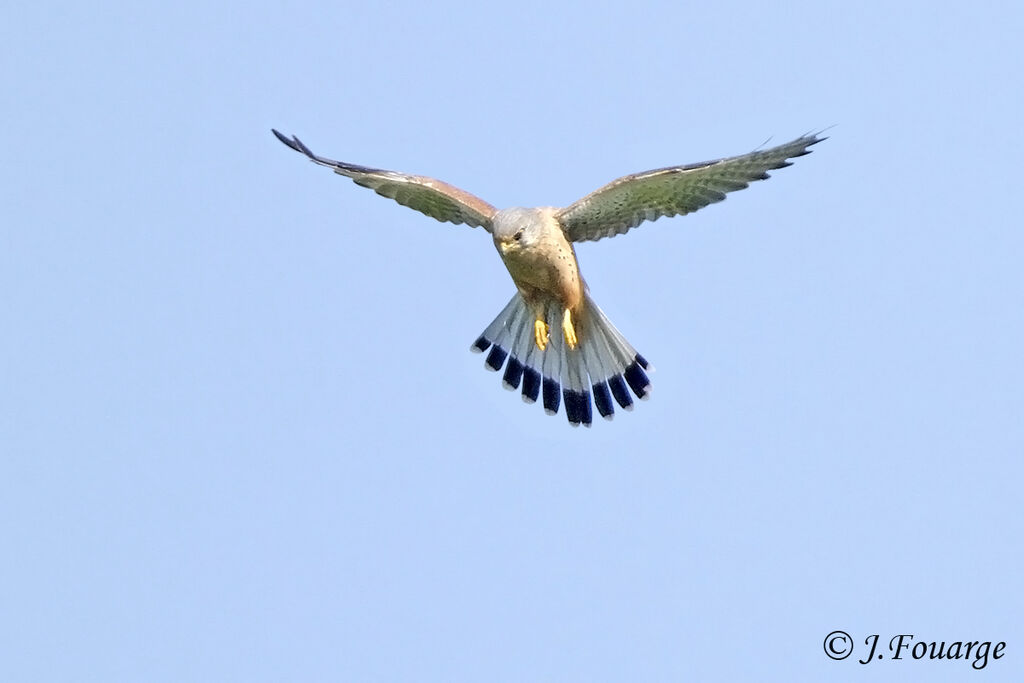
272,129,823,427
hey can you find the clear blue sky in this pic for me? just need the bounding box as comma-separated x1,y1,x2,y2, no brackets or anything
3,2,1021,681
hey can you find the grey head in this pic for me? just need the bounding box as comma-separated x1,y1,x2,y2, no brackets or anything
492,207,551,255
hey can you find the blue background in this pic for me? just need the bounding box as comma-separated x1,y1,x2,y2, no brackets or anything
3,2,1021,681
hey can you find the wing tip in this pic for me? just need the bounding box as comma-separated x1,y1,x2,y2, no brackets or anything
270,128,288,145
271,128,316,160
796,128,831,152
759,130,828,170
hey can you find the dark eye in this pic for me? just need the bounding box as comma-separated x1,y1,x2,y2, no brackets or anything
513,230,523,241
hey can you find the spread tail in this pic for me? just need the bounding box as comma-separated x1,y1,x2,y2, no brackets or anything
471,292,651,427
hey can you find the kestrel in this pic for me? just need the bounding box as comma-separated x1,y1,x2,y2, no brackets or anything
272,129,823,426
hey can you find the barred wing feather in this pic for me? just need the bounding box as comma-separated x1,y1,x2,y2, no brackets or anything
557,134,823,242
272,130,498,230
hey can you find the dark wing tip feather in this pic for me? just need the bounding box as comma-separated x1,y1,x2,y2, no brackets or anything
271,129,314,158
271,128,290,145
791,131,828,154
271,129,384,176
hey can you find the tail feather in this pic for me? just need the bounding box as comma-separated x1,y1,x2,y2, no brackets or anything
471,291,651,426
541,329,562,415
500,303,531,390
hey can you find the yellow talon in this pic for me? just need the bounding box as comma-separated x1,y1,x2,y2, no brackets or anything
534,319,549,351
562,308,578,350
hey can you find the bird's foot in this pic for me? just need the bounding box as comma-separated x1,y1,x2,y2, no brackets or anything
562,308,578,350
534,319,550,351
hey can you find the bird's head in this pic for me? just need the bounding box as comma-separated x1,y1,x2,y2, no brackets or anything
492,207,545,255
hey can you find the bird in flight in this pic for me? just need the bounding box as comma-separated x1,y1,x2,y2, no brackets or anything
272,129,823,427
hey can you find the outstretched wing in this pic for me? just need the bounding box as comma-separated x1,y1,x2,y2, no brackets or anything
557,133,824,243
272,130,498,231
